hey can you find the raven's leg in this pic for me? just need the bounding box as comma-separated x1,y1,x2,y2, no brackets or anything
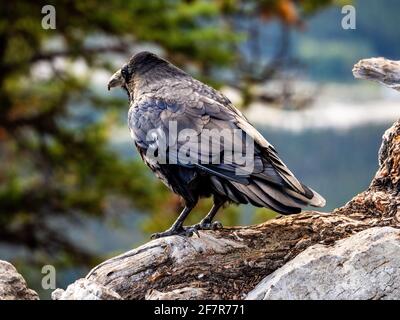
193,198,225,230
151,202,197,239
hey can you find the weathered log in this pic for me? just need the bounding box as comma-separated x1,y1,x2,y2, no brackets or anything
53,58,400,300
353,57,400,91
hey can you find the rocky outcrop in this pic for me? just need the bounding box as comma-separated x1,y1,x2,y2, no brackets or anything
0,260,39,300
246,227,400,300
52,279,122,300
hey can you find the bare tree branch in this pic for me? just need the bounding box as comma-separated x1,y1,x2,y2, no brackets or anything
353,57,400,91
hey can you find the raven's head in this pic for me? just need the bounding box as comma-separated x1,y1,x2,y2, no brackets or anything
107,51,169,93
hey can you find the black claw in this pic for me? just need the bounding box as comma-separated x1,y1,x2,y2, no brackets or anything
184,229,193,237
150,233,158,240
150,221,222,239
150,227,182,239
189,220,224,231
212,221,223,230
182,226,200,238
150,225,200,239
191,227,200,238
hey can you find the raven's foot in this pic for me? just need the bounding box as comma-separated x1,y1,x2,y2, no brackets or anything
193,220,223,231
150,226,199,239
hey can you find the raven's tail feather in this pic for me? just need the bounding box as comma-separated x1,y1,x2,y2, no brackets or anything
210,176,326,215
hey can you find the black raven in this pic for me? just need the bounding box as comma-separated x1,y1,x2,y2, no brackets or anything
108,51,325,239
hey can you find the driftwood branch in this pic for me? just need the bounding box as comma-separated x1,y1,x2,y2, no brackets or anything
59,58,400,300
353,57,400,91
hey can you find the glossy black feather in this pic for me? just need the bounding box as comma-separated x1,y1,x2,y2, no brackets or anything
125,52,325,215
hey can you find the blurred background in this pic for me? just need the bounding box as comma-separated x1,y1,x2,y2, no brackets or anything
1,0,399,298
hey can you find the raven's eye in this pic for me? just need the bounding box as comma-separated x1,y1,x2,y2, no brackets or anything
121,67,129,80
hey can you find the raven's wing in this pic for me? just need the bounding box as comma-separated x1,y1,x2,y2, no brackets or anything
129,85,325,214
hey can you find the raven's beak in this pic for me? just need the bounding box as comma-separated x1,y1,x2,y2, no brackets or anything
107,69,124,91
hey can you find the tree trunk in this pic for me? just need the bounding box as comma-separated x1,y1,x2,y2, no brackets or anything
63,58,400,300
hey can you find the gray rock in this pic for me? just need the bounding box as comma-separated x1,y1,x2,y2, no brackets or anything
0,260,39,300
247,227,400,300
52,279,122,300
